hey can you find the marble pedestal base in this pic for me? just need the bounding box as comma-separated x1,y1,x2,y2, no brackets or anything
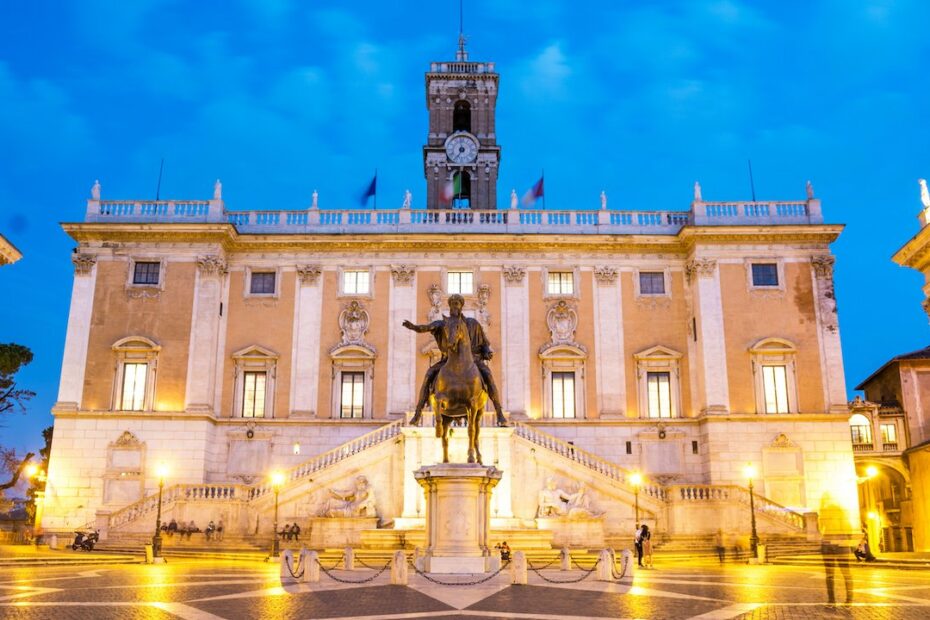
414,463,502,574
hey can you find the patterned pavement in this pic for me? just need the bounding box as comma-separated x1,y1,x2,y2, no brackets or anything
1,557,929,619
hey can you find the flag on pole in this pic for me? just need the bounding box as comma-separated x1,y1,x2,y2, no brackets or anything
522,175,544,206
359,173,377,206
440,174,462,205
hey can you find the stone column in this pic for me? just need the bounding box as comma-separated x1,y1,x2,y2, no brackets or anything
501,266,529,416
686,258,730,414
387,265,417,415
184,256,226,413
811,256,847,412
55,254,98,409
593,266,624,417
290,265,323,416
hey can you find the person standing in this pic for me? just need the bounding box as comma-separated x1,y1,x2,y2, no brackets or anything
634,524,644,567
641,524,653,568
715,529,726,564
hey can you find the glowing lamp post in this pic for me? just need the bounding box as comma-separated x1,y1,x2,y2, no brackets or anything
152,463,169,560
269,471,285,559
863,466,879,552
25,464,46,541
744,463,759,557
630,472,643,527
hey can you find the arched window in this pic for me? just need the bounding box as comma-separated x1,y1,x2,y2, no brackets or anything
849,413,873,447
111,337,160,412
453,171,471,209
453,100,471,133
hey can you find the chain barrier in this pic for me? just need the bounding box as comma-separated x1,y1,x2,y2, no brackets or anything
283,554,306,579
318,555,345,571
408,559,510,586
610,552,630,580
355,556,387,570
315,557,391,584
570,557,598,571
527,557,558,570
529,556,601,584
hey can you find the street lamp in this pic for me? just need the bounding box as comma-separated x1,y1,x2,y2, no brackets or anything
862,465,880,553
743,463,759,557
629,472,643,527
152,462,168,561
269,471,285,559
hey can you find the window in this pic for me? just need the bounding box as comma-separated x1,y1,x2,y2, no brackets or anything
119,363,148,411
751,263,779,287
849,413,872,445
547,272,574,296
453,100,471,133
639,272,666,295
132,262,160,285
241,371,267,418
111,337,159,412
343,270,370,295
340,372,365,418
250,272,276,295
880,423,897,445
646,372,672,418
749,338,799,415
551,372,576,418
232,345,278,419
447,271,474,295
761,365,790,413
634,345,682,419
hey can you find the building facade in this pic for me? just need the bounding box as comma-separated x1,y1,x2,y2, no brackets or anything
40,46,861,546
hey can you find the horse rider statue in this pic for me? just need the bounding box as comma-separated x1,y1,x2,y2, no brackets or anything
402,293,508,431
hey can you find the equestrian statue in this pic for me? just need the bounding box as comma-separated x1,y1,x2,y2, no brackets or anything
402,293,507,464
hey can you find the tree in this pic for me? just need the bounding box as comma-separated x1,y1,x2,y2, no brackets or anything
25,426,52,522
0,343,35,419
0,449,35,492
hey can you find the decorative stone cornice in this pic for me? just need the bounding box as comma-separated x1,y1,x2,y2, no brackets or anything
72,253,97,276
197,255,227,277
685,258,716,282
502,265,526,284
593,266,618,284
296,264,322,285
390,264,416,285
811,255,835,279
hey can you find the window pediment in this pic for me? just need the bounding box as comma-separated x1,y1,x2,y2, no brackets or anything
232,345,279,360
633,345,682,361
539,343,587,360
749,337,797,354
330,343,377,360
112,336,160,352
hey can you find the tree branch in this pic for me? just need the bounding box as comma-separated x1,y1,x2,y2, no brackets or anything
0,452,36,491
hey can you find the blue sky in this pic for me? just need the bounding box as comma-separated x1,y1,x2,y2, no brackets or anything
1,0,929,454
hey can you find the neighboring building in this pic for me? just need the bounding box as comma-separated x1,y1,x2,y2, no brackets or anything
0,234,22,266
40,42,860,546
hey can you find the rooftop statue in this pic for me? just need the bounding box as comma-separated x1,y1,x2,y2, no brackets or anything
920,179,930,209
213,179,222,200
806,180,815,200
600,191,607,210
91,180,101,200
403,189,412,209
693,181,702,202
312,189,319,209
510,189,518,210
403,294,507,464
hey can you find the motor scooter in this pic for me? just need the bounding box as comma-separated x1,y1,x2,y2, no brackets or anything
71,530,99,551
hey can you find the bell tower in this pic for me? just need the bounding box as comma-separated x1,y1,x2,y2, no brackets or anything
423,36,500,210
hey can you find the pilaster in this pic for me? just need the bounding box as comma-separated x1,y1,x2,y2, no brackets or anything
593,266,624,416
501,266,529,416
811,256,848,412
184,255,226,413
55,253,98,408
387,265,417,415
687,258,730,414
291,265,323,416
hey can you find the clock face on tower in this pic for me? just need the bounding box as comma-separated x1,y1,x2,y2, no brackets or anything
445,134,478,164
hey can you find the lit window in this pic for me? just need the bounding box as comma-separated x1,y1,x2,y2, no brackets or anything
341,372,365,418
762,365,789,413
250,272,276,295
751,263,779,287
119,363,147,411
646,372,672,418
547,272,574,295
551,372,576,418
242,371,267,418
344,270,370,295
880,423,896,445
639,272,665,295
132,262,160,285
447,271,474,295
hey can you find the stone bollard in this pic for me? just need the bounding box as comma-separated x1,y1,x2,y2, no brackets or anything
596,549,612,581
344,547,355,570
48,534,59,550
304,550,320,583
413,547,425,572
511,550,528,585
391,550,408,585
280,549,295,582
621,549,634,578
560,546,570,571
488,554,501,573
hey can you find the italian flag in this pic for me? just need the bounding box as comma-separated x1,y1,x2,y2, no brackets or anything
440,175,461,205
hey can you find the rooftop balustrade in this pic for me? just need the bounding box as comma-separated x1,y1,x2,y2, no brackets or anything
82,196,823,235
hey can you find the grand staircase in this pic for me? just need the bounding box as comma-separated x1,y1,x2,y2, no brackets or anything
100,418,812,551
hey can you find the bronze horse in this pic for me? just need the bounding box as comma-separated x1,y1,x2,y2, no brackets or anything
430,315,488,464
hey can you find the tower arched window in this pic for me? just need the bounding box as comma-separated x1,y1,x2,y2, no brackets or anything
453,171,471,209
453,100,471,133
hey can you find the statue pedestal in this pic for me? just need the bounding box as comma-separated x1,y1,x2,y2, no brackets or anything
308,517,379,548
414,463,502,574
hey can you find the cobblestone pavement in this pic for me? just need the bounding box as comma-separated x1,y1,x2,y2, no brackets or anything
1,558,929,619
